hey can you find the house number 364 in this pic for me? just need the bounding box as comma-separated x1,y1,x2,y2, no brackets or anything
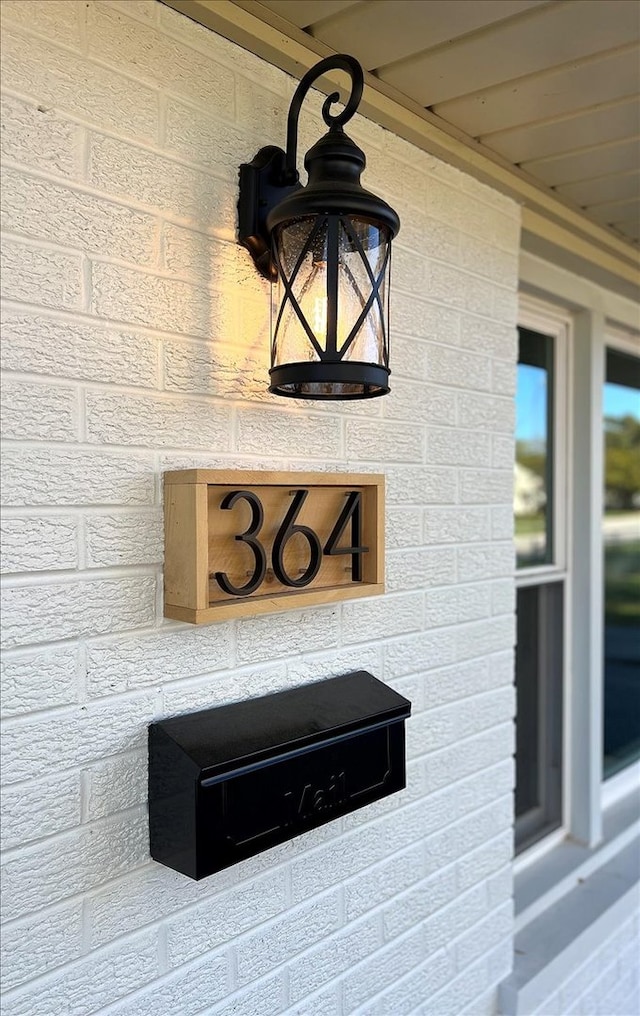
214,489,367,596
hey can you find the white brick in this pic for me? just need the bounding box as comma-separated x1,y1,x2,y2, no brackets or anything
0,310,159,388
160,665,287,716
89,134,234,236
456,616,515,661
86,624,234,697
235,893,341,986
386,507,423,549
1,574,156,648
493,433,516,468
0,379,78,442
424,584,491,628
423,727,514,797
492,356,517,395
424,506,491,544
492,578,515,616
423,795,513,881
456,831,513,897
407,687,514,758
427,344,492,391
0,771,81,850
0,902,83,992
386,465,457,506
427,427,492,466
458,543,515,581
0,28,158,144
166,870,288,967
381,379,456,425
88,863,236,949
375,948,454,1015
1,168,158,267
288,914,382,1004
345,928,425,1011
0,94,80,179
286,644,382,687
103,952,231,1016
342,593,423,644
1,516,78,573
458,391,515,433
164,98,248,180
84,510,162,567
91,261,227,338
492,505,514,540
0,239,82,311
237,408,341,459
87,3,236,113
384,628,457,679
460,314,517,360
86,390,232,450
346,420,423,462
460,468,513,504
1,693,156,785
0,448,155,507
208,974,284,1016
455,901,512,972
236,607,340,665
387,546,456,592
344,843,424,923
109,0,158,23
86,750,147,820
0,930,158,1016
0,645,78,717
383,867,458,942
0,813,149,921
0,0,82,47
420,657,505,711
162,224,248,288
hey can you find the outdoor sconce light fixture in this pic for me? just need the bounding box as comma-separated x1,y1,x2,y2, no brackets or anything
238,55,400,399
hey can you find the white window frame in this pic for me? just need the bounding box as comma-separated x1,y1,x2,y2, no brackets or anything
600,324,640,805
515,296,572,858
517,254,640,864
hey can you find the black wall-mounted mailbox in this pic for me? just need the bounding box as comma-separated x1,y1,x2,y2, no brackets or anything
148,671,411,879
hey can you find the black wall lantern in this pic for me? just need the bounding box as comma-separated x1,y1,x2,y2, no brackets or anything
239,55,400,400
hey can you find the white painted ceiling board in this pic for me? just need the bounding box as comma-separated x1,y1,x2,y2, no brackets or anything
379,0,639,107
557,172,640,208
432,44,640,136
588,198,639,225
259,0,360,29
523,138,640,187
304,0,544,73
483,99,640,164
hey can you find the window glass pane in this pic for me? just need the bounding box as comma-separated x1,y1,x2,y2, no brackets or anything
515,582,563,853
603,348,640,779
515,328,554,568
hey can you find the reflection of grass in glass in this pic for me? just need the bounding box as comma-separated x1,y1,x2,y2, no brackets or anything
605,539,640,625
515,514,545,536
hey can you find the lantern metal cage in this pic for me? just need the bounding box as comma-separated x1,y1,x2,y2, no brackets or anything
238,55,400,400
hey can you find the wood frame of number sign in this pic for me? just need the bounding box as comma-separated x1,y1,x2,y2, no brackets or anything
163,471,385,624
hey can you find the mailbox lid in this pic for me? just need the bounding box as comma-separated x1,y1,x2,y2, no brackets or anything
154,670,410,780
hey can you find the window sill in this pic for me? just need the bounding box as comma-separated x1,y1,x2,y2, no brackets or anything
500,791,640,1015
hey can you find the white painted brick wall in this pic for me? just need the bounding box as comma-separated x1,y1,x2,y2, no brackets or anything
0,1,539,1013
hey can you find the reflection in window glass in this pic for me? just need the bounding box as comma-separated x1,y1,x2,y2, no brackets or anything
515,328,553,568
603,349,640,779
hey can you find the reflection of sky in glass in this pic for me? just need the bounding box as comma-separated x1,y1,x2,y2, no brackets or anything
517,364,547,442
604,382,640,421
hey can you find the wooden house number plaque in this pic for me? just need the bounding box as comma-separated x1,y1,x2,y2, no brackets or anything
164,471,384,624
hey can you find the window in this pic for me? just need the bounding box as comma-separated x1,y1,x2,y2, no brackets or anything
602,346,640,779
514,310,568,854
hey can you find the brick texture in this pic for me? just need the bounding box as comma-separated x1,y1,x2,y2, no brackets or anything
0,2,526,1014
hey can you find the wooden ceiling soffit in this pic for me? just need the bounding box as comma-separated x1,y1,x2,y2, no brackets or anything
161,0,639,299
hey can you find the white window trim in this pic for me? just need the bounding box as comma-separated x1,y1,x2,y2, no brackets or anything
501,262,640,1016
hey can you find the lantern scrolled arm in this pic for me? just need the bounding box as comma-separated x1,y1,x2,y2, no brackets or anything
238,54,400,400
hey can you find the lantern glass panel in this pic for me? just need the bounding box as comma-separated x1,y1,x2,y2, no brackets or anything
271,214,391,397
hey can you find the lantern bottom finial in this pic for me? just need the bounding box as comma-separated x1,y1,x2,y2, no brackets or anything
269,361,390,400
